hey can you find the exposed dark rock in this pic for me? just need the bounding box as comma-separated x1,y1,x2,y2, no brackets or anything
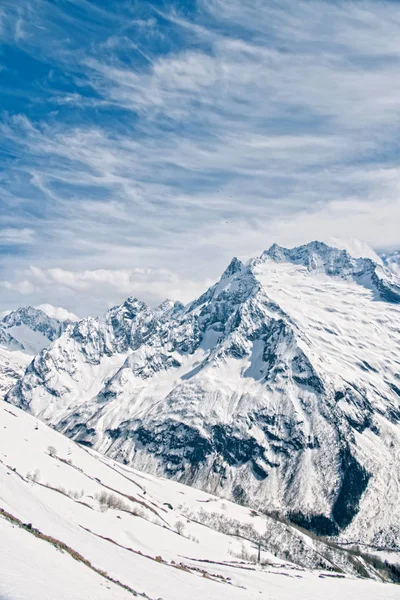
332,446,371,530
288,512,339,537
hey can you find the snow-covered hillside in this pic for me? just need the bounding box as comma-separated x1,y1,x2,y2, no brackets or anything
0,400,399,599
0,306,68,395
5,242,400,548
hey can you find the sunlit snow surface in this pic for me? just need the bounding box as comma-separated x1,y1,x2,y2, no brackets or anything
254,259,400,391
0,401,399,600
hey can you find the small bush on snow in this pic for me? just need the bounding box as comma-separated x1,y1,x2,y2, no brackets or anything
96,491,130,511
175,520,185,535
27,469,41,483
47,445,57,458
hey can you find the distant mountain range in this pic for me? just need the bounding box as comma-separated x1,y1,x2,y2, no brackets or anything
3,242,400,548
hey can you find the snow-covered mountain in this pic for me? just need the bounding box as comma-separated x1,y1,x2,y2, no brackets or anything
1,400,399,600
6,242,400,549
381,250,400,277
0,306,69,396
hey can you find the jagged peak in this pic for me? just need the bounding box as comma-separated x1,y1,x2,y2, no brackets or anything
68,297,152,340
0,305,67,353
211,260,259,304
122,296,146,308
221,256,244,279
187,257,253,313
156,299,176,311
257,241,400,304
1,306,65,343
262,239,387,267
2,305,59,325
263,240,349,263
260,241,375,276
107,296,151,319
154,299,185,321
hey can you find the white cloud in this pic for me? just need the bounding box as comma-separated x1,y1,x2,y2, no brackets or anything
0,279,35,295
328,238,382,263
36,304,79,322
0,265,213,316
0,0,399,316
0,228,35,245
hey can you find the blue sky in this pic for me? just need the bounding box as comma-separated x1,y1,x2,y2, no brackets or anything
1,0,400,316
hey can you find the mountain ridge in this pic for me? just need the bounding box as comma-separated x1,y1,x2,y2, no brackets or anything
0,305,69,396
4,241,400,547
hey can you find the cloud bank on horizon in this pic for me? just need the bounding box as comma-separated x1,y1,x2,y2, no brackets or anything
0,0,400,316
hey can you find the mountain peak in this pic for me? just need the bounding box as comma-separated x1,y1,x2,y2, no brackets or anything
221,256,244,279
116,296,150,318
1,305,65,341
261,240,371,276
2,305,50,323
264,240,345,263
0,305,68,388
154,299,185,320
156,298,176,311
256,240,400,304
122,296,144,307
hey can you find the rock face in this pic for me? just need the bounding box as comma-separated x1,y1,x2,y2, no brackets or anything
6,242,400,547
0,306,69,396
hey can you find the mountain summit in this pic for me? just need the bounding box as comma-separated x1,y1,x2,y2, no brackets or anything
5,242,400,547
0,306,69,395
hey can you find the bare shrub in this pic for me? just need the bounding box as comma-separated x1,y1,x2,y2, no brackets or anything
175,520,185,535
27,469,41,482
69,490,84,500
229,545,257,562
47,446,56,458
95,491,130,511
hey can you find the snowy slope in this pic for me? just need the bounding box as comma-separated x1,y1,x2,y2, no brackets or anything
0,400,399,600
6,242,400,548
381,250,400,277
0,306,68,396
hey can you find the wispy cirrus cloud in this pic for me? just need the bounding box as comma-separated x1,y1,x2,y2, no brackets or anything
0,228,35,245
0,0,400,315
